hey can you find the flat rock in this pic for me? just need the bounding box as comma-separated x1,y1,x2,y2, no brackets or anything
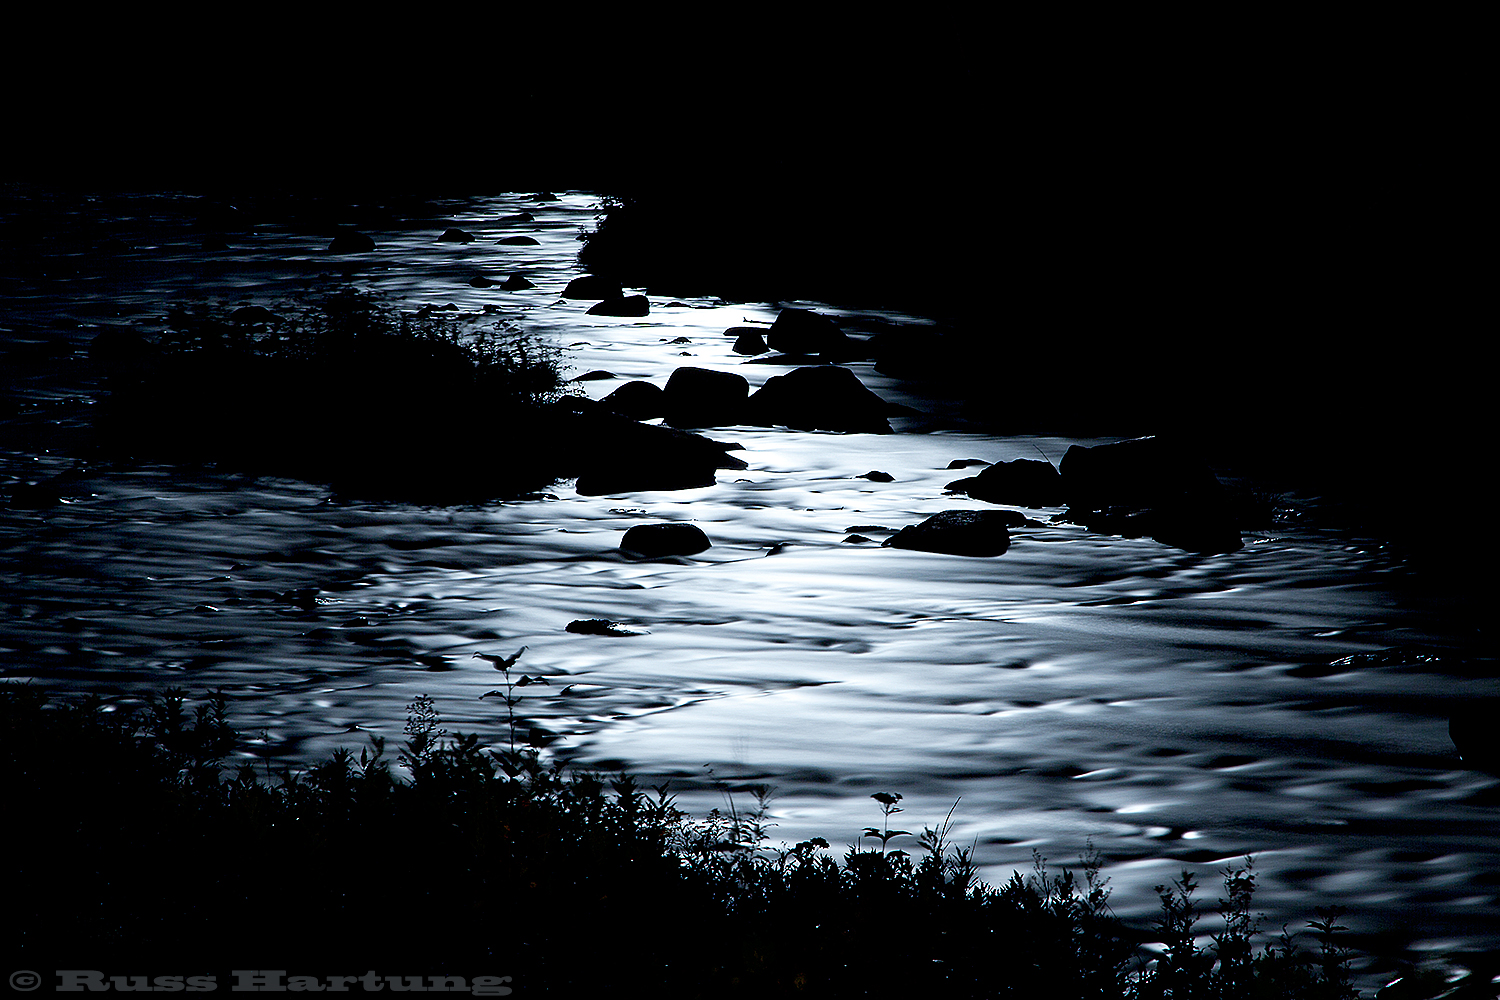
587,295,650,317
946,458,1065,506
883,510,1013,557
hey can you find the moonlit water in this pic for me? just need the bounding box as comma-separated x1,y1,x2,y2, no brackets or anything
2,189,1495,988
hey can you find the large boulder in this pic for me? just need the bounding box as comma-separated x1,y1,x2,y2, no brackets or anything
730,329,768,355
1059,436,1241,553
946,458,1065,506
600,380,666,421
620,522,712,557
549,399,746,495
882,510,1013,557
1060,436,1222,509
662,367,749,428
766,308,858,358
745,365,891,433
562,275,623,300
587,295,650,317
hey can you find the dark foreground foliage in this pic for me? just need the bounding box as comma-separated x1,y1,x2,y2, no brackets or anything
4,686,1461,998
93,289,571,502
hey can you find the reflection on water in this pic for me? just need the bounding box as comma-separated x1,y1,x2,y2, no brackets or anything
2,188,1495,986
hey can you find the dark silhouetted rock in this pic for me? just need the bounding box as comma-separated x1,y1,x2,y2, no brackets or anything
587,295,650,317
1060,436,1222,510
732,330,768,355
844,534,874,544
1059,437,1241,553
570,370,616,382
88,328,156,367
469,276,496,288
566,619,643,636
439,228,475,243
947,459,1064,506
948,459,990,469
861,471,895,482
600,380,666,421
563,275,623,300
497,235,540,246
9,481,62,509
499,212,535,223
502,275,534,290
883,511,1012,557
329,230,375,253
745,365,892,433
552,399,746,495
620,523,711,557
231,306,279,325
663,367,749,428
767,308,857,358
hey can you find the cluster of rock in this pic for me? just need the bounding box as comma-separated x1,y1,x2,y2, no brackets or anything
945,436,1252,554
594,363,894,435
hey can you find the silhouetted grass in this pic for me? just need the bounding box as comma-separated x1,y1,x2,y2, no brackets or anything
5,687,1453,997
93,288,572,501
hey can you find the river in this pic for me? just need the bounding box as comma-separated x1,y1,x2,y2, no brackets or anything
2,185,1495,992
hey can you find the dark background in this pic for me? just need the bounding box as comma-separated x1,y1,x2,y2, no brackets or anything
4,24,1485,614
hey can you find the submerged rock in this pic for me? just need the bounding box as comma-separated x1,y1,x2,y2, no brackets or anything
620,523,711,557
946,458,1064,507
501,275,535,290
439,228,475,243
883,510,1012,557
663,367,749,428
497,235,540,246
745,365,891,433
328,230,374,253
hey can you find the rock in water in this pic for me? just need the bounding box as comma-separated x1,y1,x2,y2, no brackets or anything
562,275,623,300
731,329,768,355
600,380,667,421
439,228,475,243
587,295,650,317
745,365,892,433
1059,436,1242,554
946,458,1064,506
328,230,374,253
1060,436,1222,510
883,511,1012,556
621,523,712,557
662,367,749,428
551,399,746,495
766,307,857,358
